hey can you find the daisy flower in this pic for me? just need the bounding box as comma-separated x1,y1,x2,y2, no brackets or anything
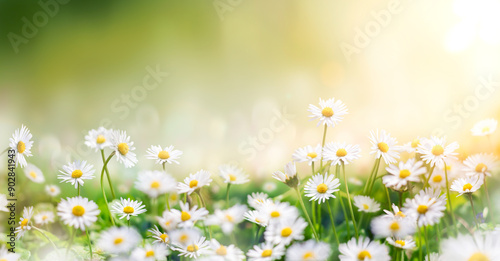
84,127,112,151
426,253,442,261
9,125,33,168
110,130,138,168
0,245,21,261
146,145,183,165
219,164,249,185
402,137,427,153
131,244,170,261
383,159,426,190
471,118,498,136
170,202,209,228
308,97,348,127
339,236,390,261
34,211,55,226
23,163,44,183
170,232,210,259
264,216,308,246
15,206,34,239
463,153,497,179
438,158,465,180
45,184,61,197
206,204,247,234
177,169,212,195
272,162,299,188
371,215,415,239
148,225,169,245
292,144,322,165
285,240,331,261
247,242,285,261
58,160,95,189
386,237,416,250
440,231,500,261
111,198,147,220
244,210,269,227
322,142,361,166
417,136,459,168
169,228,202,246
402,188,446,227
156,211,180,231
369,129,401,164
208,239,245,261
353,196,381,213
135,170,177,198
247,192,269,209
382,204,408,220
262,182,277,192
304,173,340,203
0,194,8,212
57,196,100,230
260,200,299,224
428,170,447,188
450,176,483,197
97,226,142,254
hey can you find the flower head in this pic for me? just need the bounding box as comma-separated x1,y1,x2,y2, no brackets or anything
15,206,34,239
417,136,459,168
450,176,483,197
441,231,500,261
131,244,170,261
110,130,138,168
339,236,390,261
463,153,497,179
369,129,400,164
208,239,245,260
402,188,446,227
85,127,112,151
322,142,361,166
383,159,426,190
219,164,249,185
471,119,497,136
292,144,322,166
58,160,95,189
24,163,45,183
177,170,212,195
34,211,55,226
272,162,300,188
206,204,247,234
9,125,33,168
170,202,209,228
111,198,147,220
247,242,285,261
97,227,142,254
135,170,177,198
386,237,416,250
45,184,61,197
146,145,183,165
354,196,381,213
57,196,100,230
304,173,340,203
308,97,348,127
285,240,331,261
264,216,308,246
148,225,169,245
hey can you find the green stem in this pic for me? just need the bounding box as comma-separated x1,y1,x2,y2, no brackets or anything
363,158,379,195
226,183,231,208
165,193,171,211
317,202,322,235
319,125,328,169
100,152,116,226
77,183,80,196
468,194,479,230
33,227,59,258
483,177,493,223
424,165,435,188
85,229,93,259
128,219,131,227
101,149,116,199
312,162,315,175
342,162,359,239
357,213,364,231
367,158,381,196
336,165,351,238
443,162,458,235
424,226,430,261
326,200,340,245
312,199,317,230
294,187,319,241
399,191,403,208
418,224,423,261
253,225,262,245
385,186,392,209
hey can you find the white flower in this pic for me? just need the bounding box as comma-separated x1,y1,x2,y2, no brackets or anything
45,185,61,197
15,206,34,239
110,130,138,168
353,196,381,213
148,225,169,245
471,119,497,136
247,242,285,261
169,228,202,246
402,188,446,227
263,182,277,192
208,239,245,261
417,136,459,168
0,245,21,261
371,215,415,238
463,153,498,179
84,127,112,151
131,244,170,261
285,240,331,261
111,198,147,220
292,144,322,165
170,202,209,228
146,145,183,165
440,231,500,261
450,176,483,197
97,227,142,254
156,211,180,231
260,201,299,224
425,253,443,261
272,162,298,184
177,169,212,195
382,204,408,220
206,204,247,234
402,137,427,153
383,159,426,190
428,170,447,188
219,164,249,185
135,170,177,198
386,237,416,250
322,142,361,166
170,230,210,259
0,194,8,212
304,173,340,203
58,160,95,189
438,158,464,180
308,97,348,127
264,216,308,246
57,196,100,230
247,192,269,209
369,129,400,164
34,211,55,226
339,236,390,261
23,163,44,183
9,125,33,168
244,210,269,227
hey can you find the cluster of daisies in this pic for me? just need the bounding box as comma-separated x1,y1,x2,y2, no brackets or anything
1,98,500,261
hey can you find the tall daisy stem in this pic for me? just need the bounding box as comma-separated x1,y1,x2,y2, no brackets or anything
363,158,379,195
312,162,315,175
226,183,231,208
424,226,431,261
319,125,328,169
33,227,59,257
101,150,116,199
444,162,458,235
85,229,93,259
77,184,80,196
294,187,319,241
468,194,479,230
385,186,392,208
326,200,340,245
483,177,494,223
100,152,116,226
367,158,382,196
253,225,262,245
424,166,435,188
342,162,359,239
336,165,351,238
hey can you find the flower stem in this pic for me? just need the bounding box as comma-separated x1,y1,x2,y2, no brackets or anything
253,225,262,245
100,152,116,226
101,149,116,199
165,193,171,211
336,165,351,238
33,227,59,258
226,183,231,208
363,158,379,195
85,229,93,260
468,194,479,230
77,183,80,197
326,200,340,245
424,226,431,261
483,177,494,223
444,162,458,235
294,187,319,241
312,162,315,175
342,162,359,239
385,186,392,209
319,125,328,169
424,165,435,188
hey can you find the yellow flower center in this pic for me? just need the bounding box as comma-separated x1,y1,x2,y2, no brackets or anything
1,258,8,261
96,135,106,144
432,175,443,183
160,234,168,242
270,211,280,218
181,211,191,221
475,163,487,173
187,245,199,252
316,183,328,193
395,240,406,247
463,183,473,191
71,169,83,178
123,206,134,214
411,139,420,148
72,205,85,216
336,148,347,157
261,249,273,257
482,127,490,133
390,221,400,231
363,204,369,210
378,142,389,153
229,174,237,181
468,252,490,261
396,211,406,218
307,152,318,158
21,218,29,228
145,250,155,257
50,187,56,192
432,145,444,156
358,250,372,260
42,215,48,220
17,141,26,153
170,194,178,200
114,237,123,245
281,227,293,237
321,107,334,117
417,205,428,214
150,181,160,188
29,171,37,179
180,234,188,242
189,179,198,188
117,142,129,155
216,246,227,256
226,214,234,222
399,169,411,179
158,150,170,159
303,251,315,259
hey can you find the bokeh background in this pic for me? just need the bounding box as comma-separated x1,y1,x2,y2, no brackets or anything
1,0,500,180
